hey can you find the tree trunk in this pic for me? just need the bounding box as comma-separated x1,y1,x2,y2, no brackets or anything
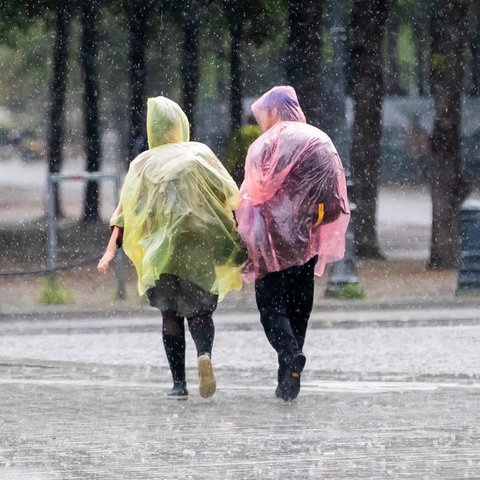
180,0,200,139
286,0,325,128
384,13,404,95
428,0,471,269
47,0,73,218
328,0,349,160
224,0,245,134
469,4,480,96
127,0,152,163
80,0,101,222
412,1,432,96
349,0,390,258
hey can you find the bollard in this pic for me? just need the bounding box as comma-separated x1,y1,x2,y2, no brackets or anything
457,198,480,294
325,201,360,297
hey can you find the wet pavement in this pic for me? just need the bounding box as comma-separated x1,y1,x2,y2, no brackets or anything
1,314,479,479
2,159,480,477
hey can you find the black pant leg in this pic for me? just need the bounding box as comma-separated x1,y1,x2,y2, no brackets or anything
162,311,186,382
286,256,317,350
255,270,300,365
186,312,215,358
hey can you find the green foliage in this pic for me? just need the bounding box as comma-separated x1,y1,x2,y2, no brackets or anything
326,283,365,300
0,1,56,37
225,123,262,184
0,20,52,114
39,275,74,305
199,0,289,98
397,23,416,91
431,52,446,73
0,0,476,154
244,0,288,47
146,9,183,101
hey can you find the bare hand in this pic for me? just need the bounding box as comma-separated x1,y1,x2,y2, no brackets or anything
97,250,115,274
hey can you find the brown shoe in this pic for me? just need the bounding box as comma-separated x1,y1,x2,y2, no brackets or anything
198,354,216,398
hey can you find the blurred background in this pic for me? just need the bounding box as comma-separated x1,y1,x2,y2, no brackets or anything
0,0,479,287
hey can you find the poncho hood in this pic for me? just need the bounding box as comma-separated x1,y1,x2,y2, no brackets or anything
146,96,190,148
251,85,306,126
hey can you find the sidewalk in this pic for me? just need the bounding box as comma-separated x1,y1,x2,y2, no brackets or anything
1,305,479,479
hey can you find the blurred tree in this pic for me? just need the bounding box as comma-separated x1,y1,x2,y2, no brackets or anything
125,0,156,162
411,0,433,96
326,0,349,156
175,0,201,139
181,2,201,138
348,0,391,258
81,0,102,222
195,0,286,151
2,0,479,229
385,0,431,96
223,0,246,133
47,0,74,218
0,11,52,114
215,0,285,139
345,0,433,98
428,0,471,269
126,0,201,158
468,1,480,96
384,4,404,95
285,0,325,127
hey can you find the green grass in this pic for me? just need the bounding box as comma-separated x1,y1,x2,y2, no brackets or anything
325,282,365,300
39,275,74,305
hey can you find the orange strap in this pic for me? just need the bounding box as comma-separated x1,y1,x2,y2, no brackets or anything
314,203,324,227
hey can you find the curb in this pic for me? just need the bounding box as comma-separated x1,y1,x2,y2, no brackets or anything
1,302,480,329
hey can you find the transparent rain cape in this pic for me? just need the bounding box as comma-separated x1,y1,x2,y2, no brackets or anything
110,97,246,300
236,86,350,281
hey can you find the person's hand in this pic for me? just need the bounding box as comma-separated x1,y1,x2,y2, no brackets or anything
97,250,115,275
98,226,122,274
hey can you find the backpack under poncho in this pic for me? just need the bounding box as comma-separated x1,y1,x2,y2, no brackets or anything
236,86,351,281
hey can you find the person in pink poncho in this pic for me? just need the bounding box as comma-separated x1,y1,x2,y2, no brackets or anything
236,86,350,401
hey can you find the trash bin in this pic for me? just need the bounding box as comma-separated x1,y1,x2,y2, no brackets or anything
457,198,480,294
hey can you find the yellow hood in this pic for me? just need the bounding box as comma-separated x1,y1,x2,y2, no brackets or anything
146,96,190,148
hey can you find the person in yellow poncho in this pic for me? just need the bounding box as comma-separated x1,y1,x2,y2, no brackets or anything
98,96,247,399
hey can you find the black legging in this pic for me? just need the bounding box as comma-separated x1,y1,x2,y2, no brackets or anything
255,256,317,375
162,311,215,382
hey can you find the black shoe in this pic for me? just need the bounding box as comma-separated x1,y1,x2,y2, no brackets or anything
275,384,282,398
167,381,188,399
275,360,287,398
279,353,306,401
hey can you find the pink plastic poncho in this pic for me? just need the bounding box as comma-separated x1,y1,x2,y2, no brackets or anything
236,86,351,282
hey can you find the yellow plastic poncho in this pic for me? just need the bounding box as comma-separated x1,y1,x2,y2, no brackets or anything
110,96,246,300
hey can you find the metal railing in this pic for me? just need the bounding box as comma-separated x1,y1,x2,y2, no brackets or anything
45,171,126,299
